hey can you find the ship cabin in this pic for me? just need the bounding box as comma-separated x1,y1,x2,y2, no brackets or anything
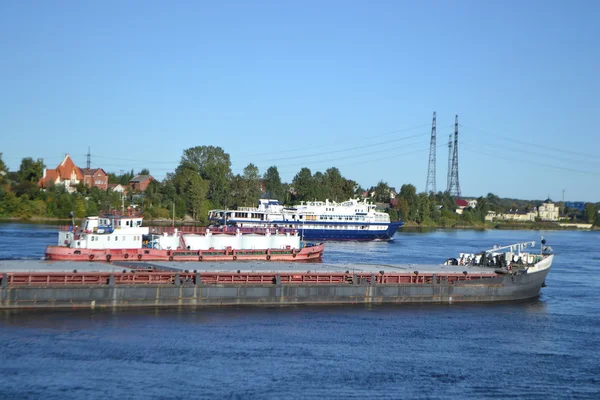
81,215,144,234
59,215,149,250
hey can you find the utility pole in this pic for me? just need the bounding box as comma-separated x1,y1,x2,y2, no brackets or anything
447,115,462,198
86,147,91,169
562,189,565,216
425,111,437,194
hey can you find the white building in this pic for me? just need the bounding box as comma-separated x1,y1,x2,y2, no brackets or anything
485,210,537,222
537,201,559,221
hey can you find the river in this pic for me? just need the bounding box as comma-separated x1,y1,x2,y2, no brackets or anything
0,223,599,399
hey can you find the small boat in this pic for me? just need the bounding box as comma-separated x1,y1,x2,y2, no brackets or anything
45,213,324,262
208,198,404,241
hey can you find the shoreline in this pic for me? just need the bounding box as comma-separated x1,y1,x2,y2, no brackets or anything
1,217,597,231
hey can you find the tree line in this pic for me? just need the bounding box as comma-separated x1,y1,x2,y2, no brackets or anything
1,149,599,227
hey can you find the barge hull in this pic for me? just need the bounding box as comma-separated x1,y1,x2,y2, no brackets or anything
0,268,550,310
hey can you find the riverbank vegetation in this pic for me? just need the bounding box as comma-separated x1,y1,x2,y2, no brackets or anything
1,149,599,228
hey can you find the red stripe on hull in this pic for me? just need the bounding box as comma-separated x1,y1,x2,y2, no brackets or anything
45,244,325,262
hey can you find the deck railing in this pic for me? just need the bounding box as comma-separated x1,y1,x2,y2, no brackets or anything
0,271,498,286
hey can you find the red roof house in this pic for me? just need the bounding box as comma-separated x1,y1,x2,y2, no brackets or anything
38,154,83,192
456,199,469,208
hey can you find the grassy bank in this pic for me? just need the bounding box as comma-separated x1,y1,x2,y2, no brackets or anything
401,220,597,231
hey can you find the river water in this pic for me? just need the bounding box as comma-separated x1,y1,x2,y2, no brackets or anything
0,223,599,399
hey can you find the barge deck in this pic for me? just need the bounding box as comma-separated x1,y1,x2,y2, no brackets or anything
0,255,553,309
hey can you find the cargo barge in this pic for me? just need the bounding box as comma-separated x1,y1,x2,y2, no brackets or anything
46,214,324,262
0,240,553,309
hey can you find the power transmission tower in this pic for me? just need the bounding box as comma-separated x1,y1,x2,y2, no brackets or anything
425,111,437,194
86,147,91,169
447,115,461,198
446,134,452,192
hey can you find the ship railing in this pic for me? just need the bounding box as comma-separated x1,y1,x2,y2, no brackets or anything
1,271,498,286
484,241,536,255
147,226,298,235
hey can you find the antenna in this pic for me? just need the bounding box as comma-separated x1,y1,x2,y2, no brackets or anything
86,147,91,169
447,115,462,198
425,111,437,194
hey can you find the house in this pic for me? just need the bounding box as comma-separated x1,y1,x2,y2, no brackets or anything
455,198,479,215
485,210,537,222
537,200,559,221
365,188,397,200
108,183,127,193
129,175,154,191
79,168,108,190
38,154,83,193
455,199,468,214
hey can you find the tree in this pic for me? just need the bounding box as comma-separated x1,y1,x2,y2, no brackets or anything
373,181,392,203
292,168,315,201
263,166,285,202
18,157,45,183
470,196,490,222
323,167,346,201
395,197,410,221
398,184,419,221
180,146,232,208
584,203,597,224
417,192,431,223
242,163,261,206
0,153,7,183
139,168,150,175
187,175,210,221
312,171,326,201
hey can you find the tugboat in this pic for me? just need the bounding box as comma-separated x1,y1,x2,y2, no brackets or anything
45,213,324,262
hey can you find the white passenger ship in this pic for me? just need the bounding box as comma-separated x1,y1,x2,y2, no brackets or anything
208,198,403,241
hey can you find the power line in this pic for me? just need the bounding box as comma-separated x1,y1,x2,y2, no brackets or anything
460,124,597,159
244,123,433,158
255,131,430,163
241,138,433,172
462,144,600,176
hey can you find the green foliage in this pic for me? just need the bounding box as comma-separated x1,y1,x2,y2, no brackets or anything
373,181,392,203
292,167,315,201
180,145,231,208
263,166,285,202
397,184,419,220
1,146,595,230
584,203,597,224
0,153,7,184
18,157,45,183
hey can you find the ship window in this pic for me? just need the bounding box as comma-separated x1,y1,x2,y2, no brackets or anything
107,236,110,241
115,236,118,241
123,236,125,241
91,236,94,241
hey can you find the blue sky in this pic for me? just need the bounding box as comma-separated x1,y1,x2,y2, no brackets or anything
1,0,598,201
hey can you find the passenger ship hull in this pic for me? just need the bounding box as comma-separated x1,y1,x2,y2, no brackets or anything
297,221,404,241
